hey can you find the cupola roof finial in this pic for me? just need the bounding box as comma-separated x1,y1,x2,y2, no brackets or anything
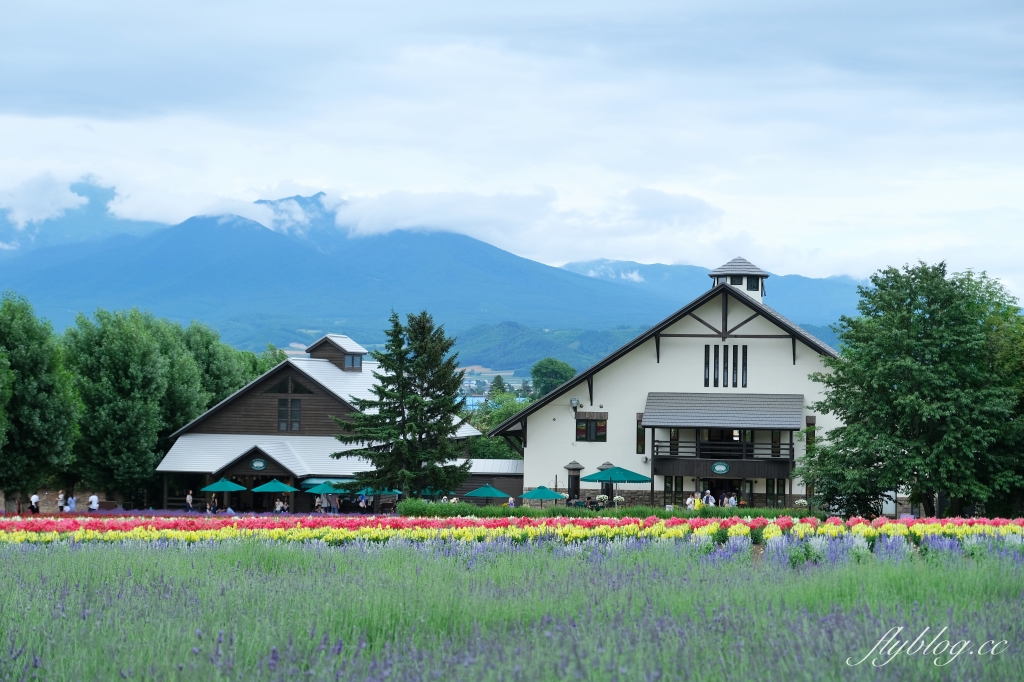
708,257,769,279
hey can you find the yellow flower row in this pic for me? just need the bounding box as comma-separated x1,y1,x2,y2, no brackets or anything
0,523,694,545
2,519,1020,546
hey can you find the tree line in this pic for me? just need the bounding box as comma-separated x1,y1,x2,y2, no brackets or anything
0,293,286,506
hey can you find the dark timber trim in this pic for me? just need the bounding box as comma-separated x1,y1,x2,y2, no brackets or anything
792,337,797,365
501,434,524,456
655,333,661,363
688,313,721,335
487,283,839,438
170,360,355,439
727,312,760,335
721,291,728,341
587,376,594,405
660,333,792,339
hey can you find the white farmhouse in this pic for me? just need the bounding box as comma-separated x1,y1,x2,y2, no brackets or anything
489,257,839,507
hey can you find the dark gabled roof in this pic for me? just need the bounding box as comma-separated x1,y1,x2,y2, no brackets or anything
488,283,837,437
708,257,769,278
641,392,804,430
169,359,358,439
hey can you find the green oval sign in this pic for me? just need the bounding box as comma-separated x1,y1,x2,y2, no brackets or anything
711,461,730,475
250,458,267,471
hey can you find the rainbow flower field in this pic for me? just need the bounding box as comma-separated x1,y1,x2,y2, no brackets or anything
2,512,1023,546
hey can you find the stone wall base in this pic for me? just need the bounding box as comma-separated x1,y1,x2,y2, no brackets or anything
2,488,108,515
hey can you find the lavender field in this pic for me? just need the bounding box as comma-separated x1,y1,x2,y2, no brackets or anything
1,537,1022,681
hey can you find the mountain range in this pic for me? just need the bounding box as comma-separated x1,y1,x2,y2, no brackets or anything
0,189,860,373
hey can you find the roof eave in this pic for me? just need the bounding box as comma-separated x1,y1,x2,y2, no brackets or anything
169,359,358,439
487,284,837,436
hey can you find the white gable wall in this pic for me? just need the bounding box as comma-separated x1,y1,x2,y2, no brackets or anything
521,291,837,493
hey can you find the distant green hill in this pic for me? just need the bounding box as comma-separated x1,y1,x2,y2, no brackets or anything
0,190,853,371
452,320,840,375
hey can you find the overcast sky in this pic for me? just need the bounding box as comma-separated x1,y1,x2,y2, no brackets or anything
1,1,1022,288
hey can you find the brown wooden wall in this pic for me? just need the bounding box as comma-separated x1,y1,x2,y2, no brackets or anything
190,367,354,436
307,344,359,371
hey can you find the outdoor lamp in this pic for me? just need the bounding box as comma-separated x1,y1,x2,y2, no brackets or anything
569,397,580,408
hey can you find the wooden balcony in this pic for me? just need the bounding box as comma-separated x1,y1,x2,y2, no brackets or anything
653,439,794,460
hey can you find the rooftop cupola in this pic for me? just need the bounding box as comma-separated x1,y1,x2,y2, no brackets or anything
305,333,368,371
708,257,769,304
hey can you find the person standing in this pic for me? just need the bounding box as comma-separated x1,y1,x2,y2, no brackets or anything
87,493,99,512
329,494,339,514
57,490,65,514
210,496,219,513
29,492,40,514
185,490,193,513
67,494,76,513
508,496,515,508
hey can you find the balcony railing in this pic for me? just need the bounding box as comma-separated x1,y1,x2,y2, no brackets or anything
653,439,794,460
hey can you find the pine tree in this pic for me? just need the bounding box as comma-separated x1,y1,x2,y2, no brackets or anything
489,374,509,395
332,311,471,504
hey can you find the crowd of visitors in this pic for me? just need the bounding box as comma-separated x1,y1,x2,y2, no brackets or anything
24,490,90,514
685,490,739,510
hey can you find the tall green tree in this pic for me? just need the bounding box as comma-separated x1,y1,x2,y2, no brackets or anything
0,293,80,497
182,322,251,406
464,391,531,459
332,311,471,503
238,343,288,381
489,374,509,395
795,262,1021,517
65,309,170,496
150,319,210,454
530,357,576,397
0,352,12,456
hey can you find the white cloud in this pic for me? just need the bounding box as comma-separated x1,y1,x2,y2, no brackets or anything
0,1,1022,291
0,173,87,228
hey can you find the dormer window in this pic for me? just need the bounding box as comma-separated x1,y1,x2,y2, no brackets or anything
746,276,760,291
730,276,744,285
344,354,363,370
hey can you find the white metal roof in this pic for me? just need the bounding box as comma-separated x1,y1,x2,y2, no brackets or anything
289,357,380,407
156,433,374,476
158,432,508,477
313,334,369,355
467,458,524,475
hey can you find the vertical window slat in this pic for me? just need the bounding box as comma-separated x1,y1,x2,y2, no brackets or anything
742,345,748,388
713,345,719,387
732,345,738,387
703,345,710,387
722,345,729,389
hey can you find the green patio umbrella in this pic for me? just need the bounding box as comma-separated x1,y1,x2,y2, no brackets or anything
579,467,651,483
201,478,247,492
520,485,565,508
251,479,300,493
464,484,511,505
306,482,344,495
